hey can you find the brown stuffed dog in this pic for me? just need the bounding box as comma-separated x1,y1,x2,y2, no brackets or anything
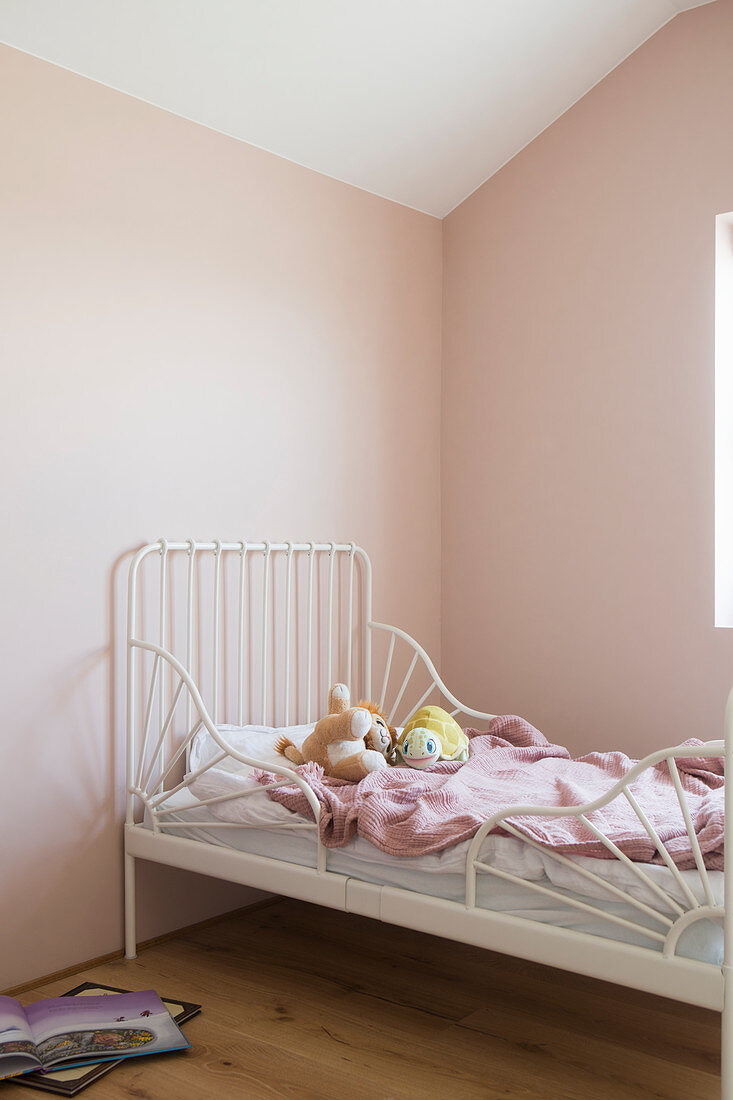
275,684,392,781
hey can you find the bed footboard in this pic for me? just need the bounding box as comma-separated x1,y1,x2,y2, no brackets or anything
465,740,725,960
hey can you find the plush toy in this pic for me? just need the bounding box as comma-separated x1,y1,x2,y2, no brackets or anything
275,684,390,781
396,706,469,770
358,700,398,764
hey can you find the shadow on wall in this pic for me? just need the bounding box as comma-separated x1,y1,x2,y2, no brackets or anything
4,646,111,977
4,553,134,987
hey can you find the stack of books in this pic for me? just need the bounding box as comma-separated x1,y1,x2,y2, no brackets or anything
0,983,201,1096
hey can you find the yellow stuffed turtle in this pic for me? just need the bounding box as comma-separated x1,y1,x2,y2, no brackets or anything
397,706,469,769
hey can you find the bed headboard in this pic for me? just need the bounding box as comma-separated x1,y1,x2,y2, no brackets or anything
127,540,373,733
126,537,494,827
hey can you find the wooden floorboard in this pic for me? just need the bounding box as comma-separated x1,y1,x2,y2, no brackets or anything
4,898,720,1099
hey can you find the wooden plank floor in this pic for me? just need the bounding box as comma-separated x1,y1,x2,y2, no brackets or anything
5,898,721,1099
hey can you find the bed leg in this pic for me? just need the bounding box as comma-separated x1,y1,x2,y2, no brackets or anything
723,965,733,1100
124,852,137,960
724,972,733,1100
723,687,733,1100
724,999,732,1099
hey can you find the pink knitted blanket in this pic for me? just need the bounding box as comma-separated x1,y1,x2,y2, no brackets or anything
254,716,724,866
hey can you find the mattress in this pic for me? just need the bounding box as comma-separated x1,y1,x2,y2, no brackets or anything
148,723,724,965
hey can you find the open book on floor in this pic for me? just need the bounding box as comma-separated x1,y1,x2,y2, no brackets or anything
0,990,190,1084
13,984,201,1098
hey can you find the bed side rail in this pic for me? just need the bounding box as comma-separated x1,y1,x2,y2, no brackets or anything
369,620,497,728
126,639,328,871
464,741,725,959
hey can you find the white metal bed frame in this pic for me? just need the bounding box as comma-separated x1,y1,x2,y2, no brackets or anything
124,539,732,1095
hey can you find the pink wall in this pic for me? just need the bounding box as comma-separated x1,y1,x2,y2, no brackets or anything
5,0,733,992
0,45,442,990
442,0,733,757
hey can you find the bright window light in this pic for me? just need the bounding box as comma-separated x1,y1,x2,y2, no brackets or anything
715,212,733,626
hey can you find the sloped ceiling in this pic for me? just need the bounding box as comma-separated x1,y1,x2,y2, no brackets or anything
0,0,715,216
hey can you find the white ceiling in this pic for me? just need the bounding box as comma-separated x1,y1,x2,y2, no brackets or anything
0,0,715,217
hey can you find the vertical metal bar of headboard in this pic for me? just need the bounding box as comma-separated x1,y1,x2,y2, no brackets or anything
126,557,139,825
327,544,335,692
306,543,315,723
184,540,196,766
127,545,159,825
284,543,293,726
158,540,168,768
212,540,222,724
126,570,136,826
360,547,372,699
346,543,355,693
237,543,247,725
261,542,271,725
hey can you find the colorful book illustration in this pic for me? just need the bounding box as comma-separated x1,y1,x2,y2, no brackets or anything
13,985,201,1098
0,990,190,1084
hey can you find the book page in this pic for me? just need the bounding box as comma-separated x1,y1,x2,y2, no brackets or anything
24,990,189,1069
0,995,39,1080
18,987,199,1090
